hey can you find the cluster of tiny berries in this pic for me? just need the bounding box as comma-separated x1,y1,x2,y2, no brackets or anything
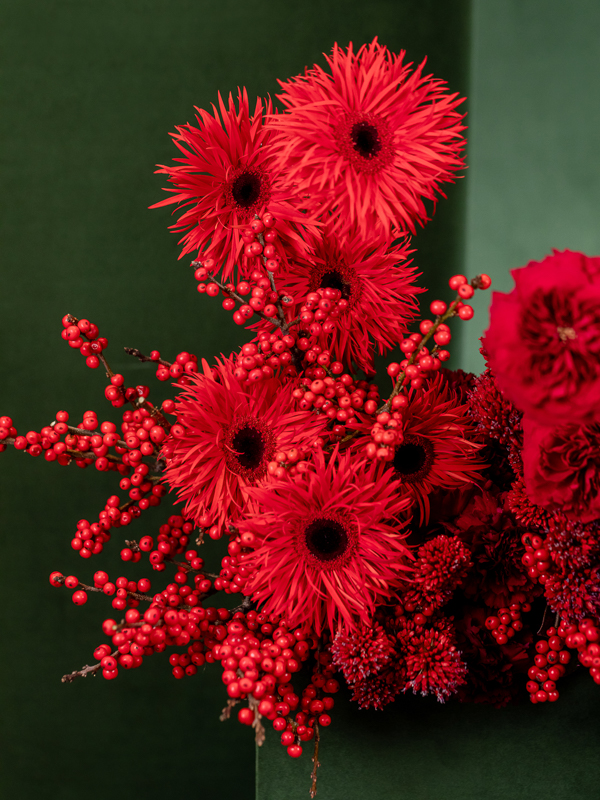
294,371,380,439
484,600,529,645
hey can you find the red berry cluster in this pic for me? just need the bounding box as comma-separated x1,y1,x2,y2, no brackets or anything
566,618,600,686
484,601,529,645
366,406,406,461
526,624,572,703
152,350,199,384
233,337,297,383
60,314,105,370
293,372,380,439
269,650,338,758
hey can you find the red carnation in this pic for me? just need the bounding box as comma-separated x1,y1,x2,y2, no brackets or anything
484,250,600,425
270,39,465,237
240,449,412,634
152,89,312,280
522,417,600,523
163,358,326,528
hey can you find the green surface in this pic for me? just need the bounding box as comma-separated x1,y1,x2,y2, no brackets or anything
0,1,467,798
258,672,600,800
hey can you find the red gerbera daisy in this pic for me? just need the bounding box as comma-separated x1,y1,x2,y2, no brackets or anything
263,229,422,374
162,358,326,529
239,449,412,634
270,38,466,237
152,89,311,280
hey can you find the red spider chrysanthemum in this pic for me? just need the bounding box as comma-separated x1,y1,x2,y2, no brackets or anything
152,89,311,280
266,229,422,373
162,358,326,528
239,450,412,634
350,375,482,522
270,39,466,237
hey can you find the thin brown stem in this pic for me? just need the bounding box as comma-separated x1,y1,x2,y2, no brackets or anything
124,347,172,368
61,649,119,683
309,723,321,798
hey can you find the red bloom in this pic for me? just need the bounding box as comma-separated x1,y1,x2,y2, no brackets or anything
365,375,482,522
240,450,412,634
152,89,311,280
397,616,467,702
270,39,465,237
331,623,396,683
405,535,472,611
163,358,325,528
269,229,421,373
349,668,405,711
522,418,600,523
485,250,600,425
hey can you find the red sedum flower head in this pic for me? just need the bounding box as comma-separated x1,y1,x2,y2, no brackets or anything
331,623,396,683
162,358,326,529
485,250,600,425
152,89,311,280
269,229,422,374
522,417,600,523
270,39,466,237
240,449,412,635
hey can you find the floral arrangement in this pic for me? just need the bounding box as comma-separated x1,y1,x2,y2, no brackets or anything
3,39,600,797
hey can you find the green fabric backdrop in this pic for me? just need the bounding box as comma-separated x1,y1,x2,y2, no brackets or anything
0,1,466,798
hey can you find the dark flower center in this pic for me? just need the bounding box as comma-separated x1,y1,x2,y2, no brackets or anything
304,519,349,562
351,121,382,159
231,425,266,470
224,416,276,480
393,435,434,484
319,269,352,301
231,171,262,208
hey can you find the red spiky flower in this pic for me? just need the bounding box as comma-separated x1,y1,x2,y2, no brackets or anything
270,39,466,237
240,449,412,634
268,229,422,373
398,617,467,702
152,89,310,280
162,358,326,529
331,623,396,683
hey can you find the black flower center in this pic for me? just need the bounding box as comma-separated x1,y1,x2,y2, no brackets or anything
231,171,262,208
224,416,276,480
319,269,352,301
304,519,349,562
231,425,266,470
393,435,434,484
351,121,382,159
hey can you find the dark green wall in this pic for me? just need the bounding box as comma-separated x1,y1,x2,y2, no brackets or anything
0,1,467,798
461,0,600,373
